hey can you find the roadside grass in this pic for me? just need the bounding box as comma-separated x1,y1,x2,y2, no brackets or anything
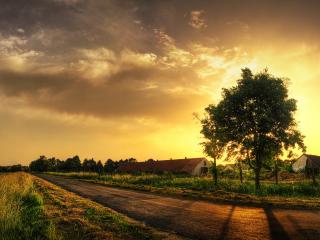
47,172,320,198
33,176,180,240
46,172,320,209
0,173,57,240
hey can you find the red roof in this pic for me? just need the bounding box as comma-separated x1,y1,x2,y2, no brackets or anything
117,158,206,174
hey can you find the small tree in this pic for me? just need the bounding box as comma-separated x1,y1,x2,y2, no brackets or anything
200,110,225,185
96,160,103,176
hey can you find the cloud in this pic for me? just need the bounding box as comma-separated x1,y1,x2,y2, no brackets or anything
189,10,207,30
1,0,317,124
0,21,255,122
0,52,209,120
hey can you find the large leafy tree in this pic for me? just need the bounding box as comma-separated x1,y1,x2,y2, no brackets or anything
202,68,305,189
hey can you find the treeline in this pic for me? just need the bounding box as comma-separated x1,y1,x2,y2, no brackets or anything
0,165,28,172
29,155,139,173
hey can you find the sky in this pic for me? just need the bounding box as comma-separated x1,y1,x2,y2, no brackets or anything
0,0,320,165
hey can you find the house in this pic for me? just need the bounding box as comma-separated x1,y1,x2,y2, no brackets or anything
117,157,211,176
292,154,320,183
292,154,320,172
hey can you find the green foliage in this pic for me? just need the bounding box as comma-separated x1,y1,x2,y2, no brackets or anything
82,158,97,172
64,156,81,172
29,156,138,174
49,172,320,198
202,68,305,188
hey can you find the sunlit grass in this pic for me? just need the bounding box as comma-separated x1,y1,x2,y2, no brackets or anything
0,173,170,240
34,176,176,240
47,172,320,198
0,173,56,240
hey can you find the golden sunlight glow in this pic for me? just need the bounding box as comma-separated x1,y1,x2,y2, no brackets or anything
0,1,319,165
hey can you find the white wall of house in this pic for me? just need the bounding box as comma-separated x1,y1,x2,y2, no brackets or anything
192,158,212,176
292,154,307,172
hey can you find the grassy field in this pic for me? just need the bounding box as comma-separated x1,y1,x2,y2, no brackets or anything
0,172,56,240
47,172,320,198
46,172,320,209
0,173,180,240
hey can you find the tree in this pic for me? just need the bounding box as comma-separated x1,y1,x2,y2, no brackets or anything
204,68,305,189
29,155,49,172
127,158,137,163
96,160,103,175
200,112,225,185
83,158,97,172
104,159,116,173
224,143,247,183
56,159,65,172
64,155,81,172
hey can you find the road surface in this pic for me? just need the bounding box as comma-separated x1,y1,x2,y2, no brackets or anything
37,174,320,240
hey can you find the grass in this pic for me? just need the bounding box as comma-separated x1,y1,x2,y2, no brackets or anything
0,173,180,240
33,175,180,240
0,173,56,240
46,172,320,209
47,172,320,198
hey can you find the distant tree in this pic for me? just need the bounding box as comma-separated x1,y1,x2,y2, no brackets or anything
0,166,7,172
29,155,49,172
56,159,65,172
0,165,27,172
127,158,137,163
82,159,90,172
96,160,103,175
47,157,58,172
82,158,97,172
104,159,116,173
9,164,23,172
64,155,81,172
203,68,305,189
146,158,155,162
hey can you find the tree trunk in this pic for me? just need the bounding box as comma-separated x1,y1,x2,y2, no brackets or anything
213,158,218,186
275,158,279,185
312,167,317,185
255,155,261,191
239,160,243,184
255,167,261,190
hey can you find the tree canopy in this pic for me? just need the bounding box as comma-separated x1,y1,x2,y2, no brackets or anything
201,68,305,188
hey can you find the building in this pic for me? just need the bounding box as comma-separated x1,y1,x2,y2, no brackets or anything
117,157,211,176
292,154,320,183
292,154,320,172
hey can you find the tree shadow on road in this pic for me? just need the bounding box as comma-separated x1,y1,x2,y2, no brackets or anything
218,205,236,240
264,207,290,240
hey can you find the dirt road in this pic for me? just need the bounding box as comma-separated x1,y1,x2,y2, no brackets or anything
37,174,320,240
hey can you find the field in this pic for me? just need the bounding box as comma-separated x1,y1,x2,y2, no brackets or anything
0,173,56,240
0,172,179,240
46,172,320,208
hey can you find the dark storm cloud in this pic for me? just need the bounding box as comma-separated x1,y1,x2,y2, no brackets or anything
0,66,205,119
0,0,156,55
